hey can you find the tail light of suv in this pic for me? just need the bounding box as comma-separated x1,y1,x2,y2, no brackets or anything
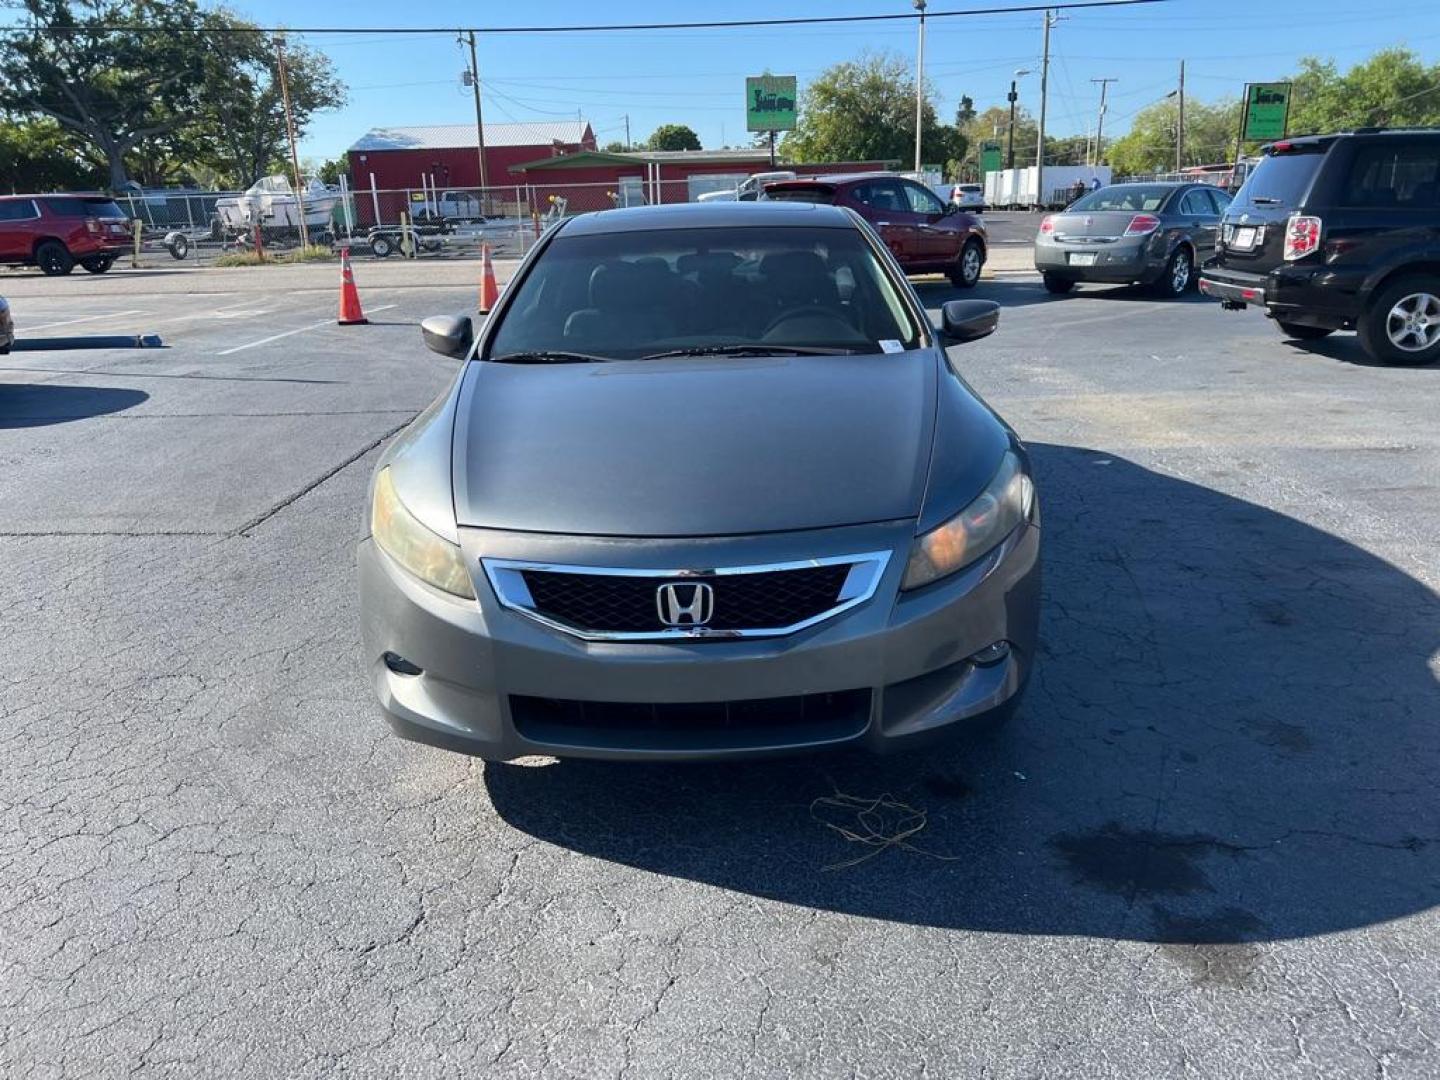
1124,214,1161,236
1284,215,1322,261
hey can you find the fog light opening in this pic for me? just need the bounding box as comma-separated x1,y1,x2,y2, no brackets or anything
970,640,1011,667
382,652,423,677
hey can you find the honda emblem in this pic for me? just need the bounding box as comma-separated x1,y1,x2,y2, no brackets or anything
656,582,715,627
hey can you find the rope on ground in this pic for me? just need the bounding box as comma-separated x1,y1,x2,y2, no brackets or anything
810,790,964,872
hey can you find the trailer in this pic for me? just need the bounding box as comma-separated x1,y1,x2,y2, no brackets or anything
983,165,1113,209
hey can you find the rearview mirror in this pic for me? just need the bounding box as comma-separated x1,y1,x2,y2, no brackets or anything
420,314,473,359
940,299,1000,344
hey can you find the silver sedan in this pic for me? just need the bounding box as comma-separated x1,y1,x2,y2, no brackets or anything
1034,182,1232,297
357,201,1041,762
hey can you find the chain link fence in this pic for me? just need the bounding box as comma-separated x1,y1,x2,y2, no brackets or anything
118,179,725,268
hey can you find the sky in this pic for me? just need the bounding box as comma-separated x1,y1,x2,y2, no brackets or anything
229,0,1440,165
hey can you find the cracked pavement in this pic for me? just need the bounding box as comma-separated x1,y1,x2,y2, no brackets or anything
2,266,1438,1077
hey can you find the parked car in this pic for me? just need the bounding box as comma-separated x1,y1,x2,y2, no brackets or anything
762,174,988,287
359,201,1040,762
0,296,12,355
697,171,798,203
1033,181,1231,297
0,194,132,276
1200,129,1440,365
951,183,986,211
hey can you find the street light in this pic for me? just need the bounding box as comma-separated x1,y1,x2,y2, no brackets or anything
1007,68,1031,170
913,0,927,174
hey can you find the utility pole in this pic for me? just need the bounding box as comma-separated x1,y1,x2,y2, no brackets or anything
1034,8,1057,209
465,31,489,191
913,0,928,174
1176,60,1186,171
1090,77,1117,168
273,36,309,248
1006,69,1030,170
624,114,632,151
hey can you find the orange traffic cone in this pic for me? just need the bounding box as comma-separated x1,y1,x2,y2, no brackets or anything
338,246,368,325
479,242,499,312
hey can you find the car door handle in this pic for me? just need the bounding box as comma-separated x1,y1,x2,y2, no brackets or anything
874,220,892,226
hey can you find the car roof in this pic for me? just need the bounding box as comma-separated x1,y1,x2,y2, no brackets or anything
0,192,114,201
557,200,856,235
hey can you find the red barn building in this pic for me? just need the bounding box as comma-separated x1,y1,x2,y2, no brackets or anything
347,120,596,198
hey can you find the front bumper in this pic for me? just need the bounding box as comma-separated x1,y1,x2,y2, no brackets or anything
358,518,1041,761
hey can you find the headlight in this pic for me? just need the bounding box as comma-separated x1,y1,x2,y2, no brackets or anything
370,467,475,599
901,450,1034,590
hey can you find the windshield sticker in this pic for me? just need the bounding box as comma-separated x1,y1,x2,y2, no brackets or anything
879,339,904,353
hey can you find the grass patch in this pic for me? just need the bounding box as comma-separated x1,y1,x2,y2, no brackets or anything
213,244,336,268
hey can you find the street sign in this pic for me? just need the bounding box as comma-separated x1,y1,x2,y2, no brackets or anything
746,75,798,132
980,140,1003,173
1243,83,1291,141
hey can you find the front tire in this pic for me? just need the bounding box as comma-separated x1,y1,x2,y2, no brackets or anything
82,254,116,274
1154,246,1193,298
1358,275,1440,365
949,239,984,289
1042,272,1075,294
1276,321,1334,341
35,240,74,276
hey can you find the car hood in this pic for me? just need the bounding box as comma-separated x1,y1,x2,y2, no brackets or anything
452,351,938,537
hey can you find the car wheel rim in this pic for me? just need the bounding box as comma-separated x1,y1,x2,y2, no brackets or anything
1172,254,1190,292
1385,292,1440,352
963,247,981,282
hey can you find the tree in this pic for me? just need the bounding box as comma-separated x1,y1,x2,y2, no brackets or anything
602,140,627,153
781,51,965,172
646,124,702,152
0,0,219,189
0,115,103,190
960,104,1037,168
1106,98,1241,175
0,0,345,190
1290,49,1440,134
181,33,346,188
954,95,976,129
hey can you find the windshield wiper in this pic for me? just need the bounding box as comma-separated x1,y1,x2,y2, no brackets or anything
638,344,861,360
489,350,610,364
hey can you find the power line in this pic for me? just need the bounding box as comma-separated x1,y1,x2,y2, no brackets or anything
0,0,1168,35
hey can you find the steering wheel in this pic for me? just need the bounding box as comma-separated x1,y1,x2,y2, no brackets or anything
762,305,848,338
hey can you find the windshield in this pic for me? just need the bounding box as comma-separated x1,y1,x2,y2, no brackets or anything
1231,148,1326,210
487,225,920,361
1068,186,1174,212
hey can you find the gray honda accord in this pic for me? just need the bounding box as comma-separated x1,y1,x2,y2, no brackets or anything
357,201,1041,761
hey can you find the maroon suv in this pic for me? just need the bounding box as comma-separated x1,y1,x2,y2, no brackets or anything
762,174,987,287
0,194,132,276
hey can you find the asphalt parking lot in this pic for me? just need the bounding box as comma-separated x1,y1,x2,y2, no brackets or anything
2,258,1438,1077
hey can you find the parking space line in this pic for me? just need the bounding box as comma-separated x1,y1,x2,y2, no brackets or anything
18,310,146,332
215,305,397,355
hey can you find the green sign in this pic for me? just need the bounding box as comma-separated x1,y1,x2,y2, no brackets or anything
1243,83,1291,141
980,140,1003,174
746,75,797,132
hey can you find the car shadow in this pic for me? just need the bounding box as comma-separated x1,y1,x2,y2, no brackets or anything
12,334,164,351
916,278,1213,313
483,443,1440,945
1282,333,1440,370
0,383,149,427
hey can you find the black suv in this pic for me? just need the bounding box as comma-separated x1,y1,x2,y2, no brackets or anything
1200,129,1440,364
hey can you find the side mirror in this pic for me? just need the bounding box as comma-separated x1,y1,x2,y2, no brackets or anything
940,299,1000,344
420,314,473,359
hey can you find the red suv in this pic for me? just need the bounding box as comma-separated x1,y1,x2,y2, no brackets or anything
762,174,987,287
0,194,132,276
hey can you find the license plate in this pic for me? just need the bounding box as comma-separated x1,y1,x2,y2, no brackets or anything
1068,252,1097,266
1231,227,1257,249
